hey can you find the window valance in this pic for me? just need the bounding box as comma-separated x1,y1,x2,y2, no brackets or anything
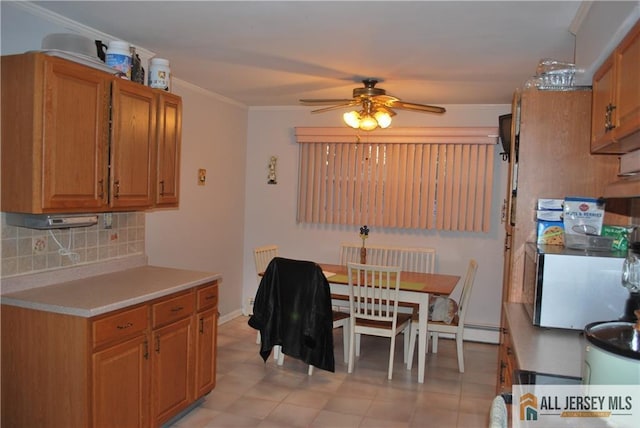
295,127,499,145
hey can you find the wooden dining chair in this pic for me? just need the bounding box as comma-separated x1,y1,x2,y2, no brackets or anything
253,245,279,346
346,262,412,380
253,248,351,368
407,259,478,373
249,257,341,376
278,311,350,372
339,243,436,362
339,243,436,274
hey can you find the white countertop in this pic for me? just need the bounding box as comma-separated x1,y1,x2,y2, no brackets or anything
504,302,584,378
1,265,221,318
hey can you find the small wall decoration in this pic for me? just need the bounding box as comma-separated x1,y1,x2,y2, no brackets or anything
268,156,278,184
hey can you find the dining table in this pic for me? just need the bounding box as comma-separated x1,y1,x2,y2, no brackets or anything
318,263,460,383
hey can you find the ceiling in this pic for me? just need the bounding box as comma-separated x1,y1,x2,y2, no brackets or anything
32,1,585,108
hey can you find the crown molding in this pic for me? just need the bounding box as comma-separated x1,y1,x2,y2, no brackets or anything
11,1,155,58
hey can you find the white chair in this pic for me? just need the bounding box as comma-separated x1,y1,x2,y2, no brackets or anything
253,245,279,346
254,245,279,281
489,395,508,428
339,243,436,362
253,247,350,369
339,242,436,273
277,310,350,374
346,262,412,380
407,259,478,373
251,257,341,376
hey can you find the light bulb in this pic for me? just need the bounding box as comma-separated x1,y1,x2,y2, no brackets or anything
343,111,361,129
374,111,392,128
359,115,378,131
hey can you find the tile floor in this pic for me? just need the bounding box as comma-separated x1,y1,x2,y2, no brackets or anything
166,316,499,428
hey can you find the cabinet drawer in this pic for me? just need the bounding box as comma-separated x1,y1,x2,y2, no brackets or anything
196,283,218,311
152,291,195,328
93,305,148,348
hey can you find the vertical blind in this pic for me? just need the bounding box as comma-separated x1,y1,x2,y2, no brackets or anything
296,127,497,232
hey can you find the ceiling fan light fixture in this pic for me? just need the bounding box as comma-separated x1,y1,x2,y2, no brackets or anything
359,115,378,131
303,79,444,129
343,110,361,129
374,110,392,128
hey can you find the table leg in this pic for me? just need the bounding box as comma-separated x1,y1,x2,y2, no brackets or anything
418,294,428,383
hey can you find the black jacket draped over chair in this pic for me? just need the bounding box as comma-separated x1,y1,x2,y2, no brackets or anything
248,257,335,372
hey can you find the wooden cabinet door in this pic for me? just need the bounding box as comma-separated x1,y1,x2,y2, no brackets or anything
1,53,110,213
591,20,640,154
156,92,182,206
614,20,640,144
111,79,156,209
152,316,193,426
42,58,111,211
195,307,218,397
591,55,616,152
92,334,150,428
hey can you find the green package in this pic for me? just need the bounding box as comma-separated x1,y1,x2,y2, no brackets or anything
601,225,632,251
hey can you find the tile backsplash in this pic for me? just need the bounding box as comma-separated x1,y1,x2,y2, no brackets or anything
1,212,145,278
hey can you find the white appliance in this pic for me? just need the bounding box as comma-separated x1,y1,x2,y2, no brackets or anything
582,320,640,385
523,243,628,330
5,213,98,229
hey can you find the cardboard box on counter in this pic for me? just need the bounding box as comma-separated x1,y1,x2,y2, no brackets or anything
537,220,564,246
536,210,563,221
537,198,563,210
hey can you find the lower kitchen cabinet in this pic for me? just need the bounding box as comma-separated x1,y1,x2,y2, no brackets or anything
152,316,194,425
195,307,218,397
496,310,518,393
151,289,195,427
93,334,150,427
1,280,218,428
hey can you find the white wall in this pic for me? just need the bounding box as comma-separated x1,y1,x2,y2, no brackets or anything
244,105,510,339
145,82,248,319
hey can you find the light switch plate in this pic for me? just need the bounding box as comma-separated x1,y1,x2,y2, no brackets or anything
198,168,207,185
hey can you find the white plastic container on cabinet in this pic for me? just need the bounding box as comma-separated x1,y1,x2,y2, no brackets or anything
149,58,170,91
105,40,131,79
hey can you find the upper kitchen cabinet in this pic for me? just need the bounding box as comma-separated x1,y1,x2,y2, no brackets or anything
1,52,181,214
1,52,110,213
155,92,182,207
591,19,640,154
110,79,157,210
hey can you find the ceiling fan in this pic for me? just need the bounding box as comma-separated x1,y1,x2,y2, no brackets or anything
300,79,446,131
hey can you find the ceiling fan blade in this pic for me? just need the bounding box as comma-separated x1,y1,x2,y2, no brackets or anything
311,101,361,113
300,98,355,105
389,100,446,114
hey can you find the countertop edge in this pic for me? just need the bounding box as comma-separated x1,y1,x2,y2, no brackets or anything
504,302,584,378
1,267,222,318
